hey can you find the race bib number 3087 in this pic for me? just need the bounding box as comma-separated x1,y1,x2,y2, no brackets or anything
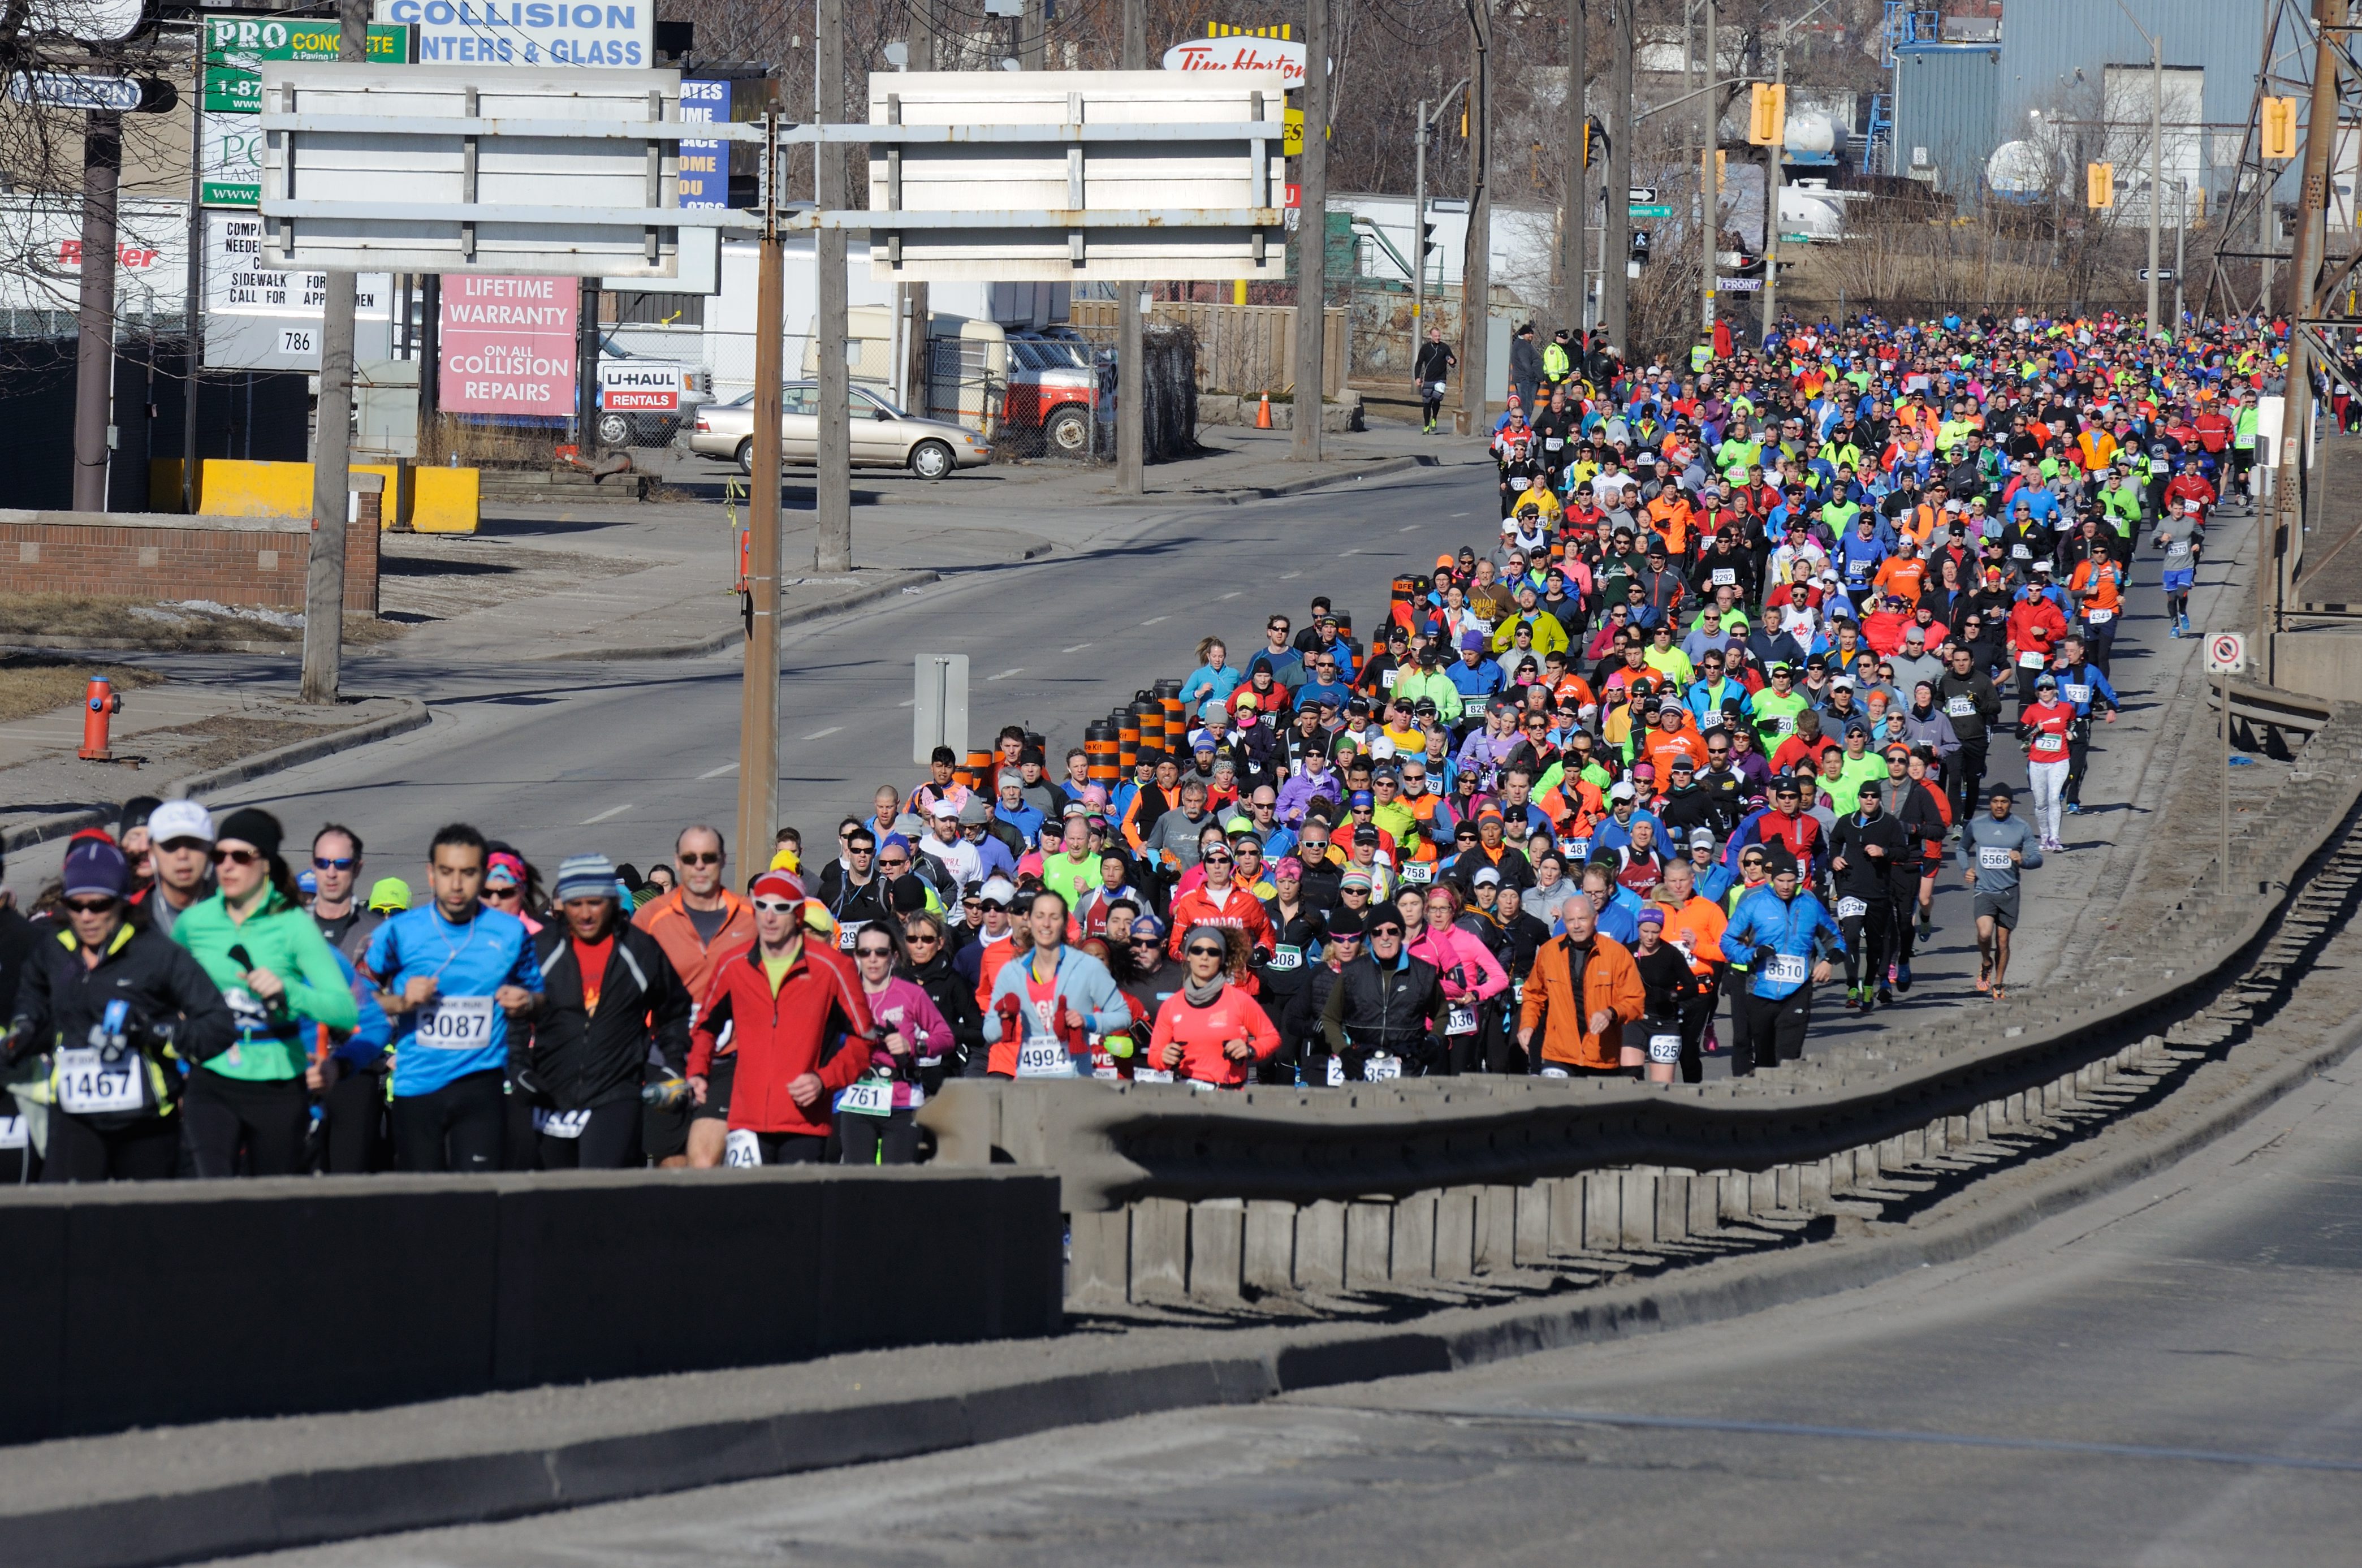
413,995,496,1049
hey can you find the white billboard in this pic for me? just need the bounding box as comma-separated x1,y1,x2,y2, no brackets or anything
374,0,651,68
0,196,187,317
863,70,1288,283
258,61,711,276
204,210,394,370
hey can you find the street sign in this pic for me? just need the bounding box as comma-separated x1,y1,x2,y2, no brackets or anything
2206,632,2247,675
2136,267,2176,282
1629,186,1655,202
8,72,174,113
259,63,716,276
914,654,970,764
861,71,1289,282
1629,204,1672,218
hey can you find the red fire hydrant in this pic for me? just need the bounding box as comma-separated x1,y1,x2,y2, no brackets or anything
79,676,122,762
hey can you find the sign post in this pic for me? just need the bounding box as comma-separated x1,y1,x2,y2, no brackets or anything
913,654,970,764
2208,631,2248,895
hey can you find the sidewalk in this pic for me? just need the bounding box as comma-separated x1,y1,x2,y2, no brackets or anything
638,423,1490,510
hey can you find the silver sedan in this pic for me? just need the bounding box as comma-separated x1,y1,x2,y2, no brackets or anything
688,381,992,480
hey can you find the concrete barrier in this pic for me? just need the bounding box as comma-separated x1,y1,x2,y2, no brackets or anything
0,1167,1061,1445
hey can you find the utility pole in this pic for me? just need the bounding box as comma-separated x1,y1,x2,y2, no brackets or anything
1116,0,1145,492
1762,47,1786,339
899,0,935,422
1562,0,1586,334
1293,0,1329,460
71,110,120,512
1697,0,1716,340
1602,0,1633,353
2173,176,2187,330
1414,97,1428,331
2265,0,2346,685
815,0,852,574
1457,0,1492,434
2147,29,2163,337
737,109,788,871
300,0,367,705
182,72,204,515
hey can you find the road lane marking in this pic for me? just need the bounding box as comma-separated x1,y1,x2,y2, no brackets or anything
987,668,1023,681
582,803,633,824
1339,548,1359,556
1062,642,1093,653
696,762,739,779
1142,615,1169,625
801,726,843,740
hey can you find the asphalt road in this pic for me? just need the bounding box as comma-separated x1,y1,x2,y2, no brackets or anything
198,1053,2362,1568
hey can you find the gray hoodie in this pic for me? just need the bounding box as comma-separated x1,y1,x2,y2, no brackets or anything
1963,810,2043,896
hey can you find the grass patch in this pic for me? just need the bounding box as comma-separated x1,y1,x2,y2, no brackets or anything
0,653,168,727
0,593,403,649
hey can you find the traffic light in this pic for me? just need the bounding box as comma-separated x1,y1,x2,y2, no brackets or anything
1748,82,1787,146
1630,228,1652,264
1583,115,1609,169
1419,204,1440,268
2087,161,2115,209
2262,96,2299,161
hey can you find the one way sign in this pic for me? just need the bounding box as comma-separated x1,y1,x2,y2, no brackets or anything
2136,267,2176,282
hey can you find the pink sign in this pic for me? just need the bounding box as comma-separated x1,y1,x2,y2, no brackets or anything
439,275,577,414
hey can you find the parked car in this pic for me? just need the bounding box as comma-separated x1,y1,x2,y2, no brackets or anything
689,381,992,479
1005,331,1098,457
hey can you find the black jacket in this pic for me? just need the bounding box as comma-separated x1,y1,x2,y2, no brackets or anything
8,919,232,1125
1320,949,1446,1055
1254,898,1327,1012
526,923,692,1111
904,950,985,1068
1827,809,1910,900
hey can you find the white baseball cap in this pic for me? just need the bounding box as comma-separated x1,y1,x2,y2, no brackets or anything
148,798,214,845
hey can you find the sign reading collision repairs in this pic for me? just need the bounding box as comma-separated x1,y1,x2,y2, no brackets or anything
374,0,653,66
439,275,577,414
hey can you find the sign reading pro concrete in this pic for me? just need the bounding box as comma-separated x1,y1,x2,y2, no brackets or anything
439,274,578,414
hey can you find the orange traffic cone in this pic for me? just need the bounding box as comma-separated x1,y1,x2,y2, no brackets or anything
1256,391,1272,429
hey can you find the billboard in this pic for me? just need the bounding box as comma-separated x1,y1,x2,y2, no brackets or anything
439,273,577,414
375,0,652,67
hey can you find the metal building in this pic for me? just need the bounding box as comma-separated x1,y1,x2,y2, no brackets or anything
1993,0,2269,203
1892,41,2001,209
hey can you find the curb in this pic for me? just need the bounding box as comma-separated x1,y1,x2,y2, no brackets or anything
526,568,945,663
0,636,305,656
21,1014,2356,1568
1127,452,1452,507
0,699,431,856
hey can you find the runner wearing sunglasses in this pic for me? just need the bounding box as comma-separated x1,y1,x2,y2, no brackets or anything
843,923,950,1163
1145,926,1279,1088
633,826,753,1169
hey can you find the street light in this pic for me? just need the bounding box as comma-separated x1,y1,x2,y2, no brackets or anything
2110,0,2165,338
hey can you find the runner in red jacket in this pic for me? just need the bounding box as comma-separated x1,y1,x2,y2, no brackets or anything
1147,927,1283,1087
686,871,875,1164
1164,844,1277,960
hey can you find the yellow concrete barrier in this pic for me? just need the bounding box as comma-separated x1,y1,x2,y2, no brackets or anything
146,457,479,534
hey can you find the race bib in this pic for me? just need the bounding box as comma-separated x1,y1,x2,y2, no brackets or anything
1447,1003,1478,1035
1946,696,1975,718
54,1048,145,1116
1545,437,1564,451
1364,1053,1404,1082
2011,542,2032,560
723,1128,762,1167
2016,650,2045,668
0,1116,26,1150
533,1107,592,1141
1977,846,2014,870
1015,1038,1072,1077
1132,1068,1176,1084
2085,607,2114,624
226,988,271,1034
2063,684,2092,705
1381,668,1400,690
1700,710,1723,729
1268,944,1303,972
1325,1055,1346,1086
1401,861,1434,885
834,1075,895,1117
1710,567,1738,586
1836,896,1868,919
2032,733,2066,757
1540,1065,1571,1079
1763,953,1808,987
1647,1032,1682,1065
413,995,496,1050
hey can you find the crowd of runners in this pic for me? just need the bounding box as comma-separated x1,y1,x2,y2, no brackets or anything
0,308,2264,1179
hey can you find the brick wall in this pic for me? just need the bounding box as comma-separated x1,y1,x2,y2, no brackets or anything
0,494,379,615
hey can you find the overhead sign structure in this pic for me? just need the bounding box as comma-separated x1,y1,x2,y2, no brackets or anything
258,62,721,276
374,0,653,67
439,274,578,414
860,71,1289,283
204,210,392,371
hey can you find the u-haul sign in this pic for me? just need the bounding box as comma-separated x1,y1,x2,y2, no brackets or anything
599,360,681,411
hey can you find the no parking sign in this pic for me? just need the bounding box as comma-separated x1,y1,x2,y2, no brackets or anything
2206,632,2247,676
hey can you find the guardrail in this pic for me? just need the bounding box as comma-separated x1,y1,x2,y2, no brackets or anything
921,693,2362,1307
